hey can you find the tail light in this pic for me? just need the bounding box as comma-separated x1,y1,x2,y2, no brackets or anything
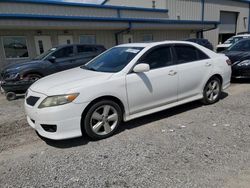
226,59,232,66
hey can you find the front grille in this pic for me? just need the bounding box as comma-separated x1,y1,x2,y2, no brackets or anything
26,96,40,106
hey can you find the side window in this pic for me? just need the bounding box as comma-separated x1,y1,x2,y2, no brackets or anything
174,45,209,64
140,46,173,69
77,45,96,54
54,46,74,59
197,49,209,60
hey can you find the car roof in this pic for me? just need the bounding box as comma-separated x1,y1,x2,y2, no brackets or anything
117,41,197,48
233,34,250,38
55,43,104,48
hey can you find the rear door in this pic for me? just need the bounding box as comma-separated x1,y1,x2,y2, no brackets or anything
173,44,213,100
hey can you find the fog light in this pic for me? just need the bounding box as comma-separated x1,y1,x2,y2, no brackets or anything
41,124,57,133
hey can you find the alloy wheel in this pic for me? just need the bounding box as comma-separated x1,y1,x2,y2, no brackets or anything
90,105,118,136
206,80,220,102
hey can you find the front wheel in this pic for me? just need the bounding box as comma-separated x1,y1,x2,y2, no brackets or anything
83,100,122,140
202,77,222,105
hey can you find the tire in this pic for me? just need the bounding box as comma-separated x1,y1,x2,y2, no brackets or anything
83,100,122,140
6,92,16,101
202,76,222,105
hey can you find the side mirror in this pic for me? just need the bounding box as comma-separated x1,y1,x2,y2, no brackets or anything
133,63,150,73
48,56,56,63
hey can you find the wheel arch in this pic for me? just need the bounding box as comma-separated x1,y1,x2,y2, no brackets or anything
80,95,126,129
204,74,223,89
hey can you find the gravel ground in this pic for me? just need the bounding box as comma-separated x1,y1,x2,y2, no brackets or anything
0,83,250,188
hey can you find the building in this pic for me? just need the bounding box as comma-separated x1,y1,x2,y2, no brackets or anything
0,0,249,68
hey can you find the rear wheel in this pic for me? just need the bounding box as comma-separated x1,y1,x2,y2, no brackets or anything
202,77,222,105
83,100,122,140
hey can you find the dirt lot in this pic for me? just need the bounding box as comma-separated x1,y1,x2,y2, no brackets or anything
0,83,250,188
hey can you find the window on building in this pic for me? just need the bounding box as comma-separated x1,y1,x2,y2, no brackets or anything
142,34,154,42
3,36,29,59
79,35,96,44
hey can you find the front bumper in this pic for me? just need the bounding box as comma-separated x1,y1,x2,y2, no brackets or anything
25,89,88,140
232,66,250,78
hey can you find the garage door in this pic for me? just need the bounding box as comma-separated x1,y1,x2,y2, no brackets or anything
219,11,238,34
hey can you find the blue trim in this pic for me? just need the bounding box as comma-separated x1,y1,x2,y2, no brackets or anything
0,0,168,13
201,0,205,21
0,14,220,25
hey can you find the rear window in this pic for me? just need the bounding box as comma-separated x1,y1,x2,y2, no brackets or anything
174,45,209,64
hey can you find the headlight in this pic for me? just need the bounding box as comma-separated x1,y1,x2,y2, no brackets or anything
5,73,19,81
237,60,250,66
38,93,79,108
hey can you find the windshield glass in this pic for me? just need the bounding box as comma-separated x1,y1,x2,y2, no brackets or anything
224,37,243,44
33,47,57,60
228,39,250,51
81,47,143,73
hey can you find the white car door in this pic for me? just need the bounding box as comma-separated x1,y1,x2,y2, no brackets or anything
173,44,213,101
126,46,178,115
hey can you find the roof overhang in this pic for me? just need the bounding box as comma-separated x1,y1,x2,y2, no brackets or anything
0,14,219,31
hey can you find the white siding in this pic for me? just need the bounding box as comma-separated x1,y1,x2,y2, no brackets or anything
106,0,167,9
0,2,117,18
166,0,202,20
204,0,249,47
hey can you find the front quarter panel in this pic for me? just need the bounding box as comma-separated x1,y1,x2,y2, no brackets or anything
71,75,129,116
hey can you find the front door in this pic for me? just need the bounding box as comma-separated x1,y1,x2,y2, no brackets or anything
126,46,178,115
58,35,73,45
34,36,52,55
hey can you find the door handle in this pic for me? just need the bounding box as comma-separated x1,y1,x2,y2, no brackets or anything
168,70,177,76
205,62,212,67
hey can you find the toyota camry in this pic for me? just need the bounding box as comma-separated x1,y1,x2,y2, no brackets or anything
25,41,231,140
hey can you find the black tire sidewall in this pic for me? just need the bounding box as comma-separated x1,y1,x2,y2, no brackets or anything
83,100,122,140
6,92,16,101
203,77,222,105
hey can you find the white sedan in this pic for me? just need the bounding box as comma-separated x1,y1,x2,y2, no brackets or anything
25,41,231,140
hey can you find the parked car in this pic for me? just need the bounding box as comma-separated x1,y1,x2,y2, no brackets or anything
216,34,250,52
185,38,213,51
0,44,106,100
223,38,250,79
25,41,231,140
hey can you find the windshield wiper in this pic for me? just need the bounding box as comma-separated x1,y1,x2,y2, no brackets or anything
81,65,97,71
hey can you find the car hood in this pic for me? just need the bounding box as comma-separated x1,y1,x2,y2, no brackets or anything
30,67,114,95
224,51,250,64
2,60,42,73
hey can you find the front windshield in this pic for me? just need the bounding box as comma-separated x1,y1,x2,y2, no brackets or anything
33,47,57,60
81,47,143,73
224,37,243,44
228,39,250,51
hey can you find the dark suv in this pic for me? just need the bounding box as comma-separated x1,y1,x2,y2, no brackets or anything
1,44,106,82
0,44,106,99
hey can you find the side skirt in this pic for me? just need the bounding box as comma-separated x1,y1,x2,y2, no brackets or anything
124,94,203,122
